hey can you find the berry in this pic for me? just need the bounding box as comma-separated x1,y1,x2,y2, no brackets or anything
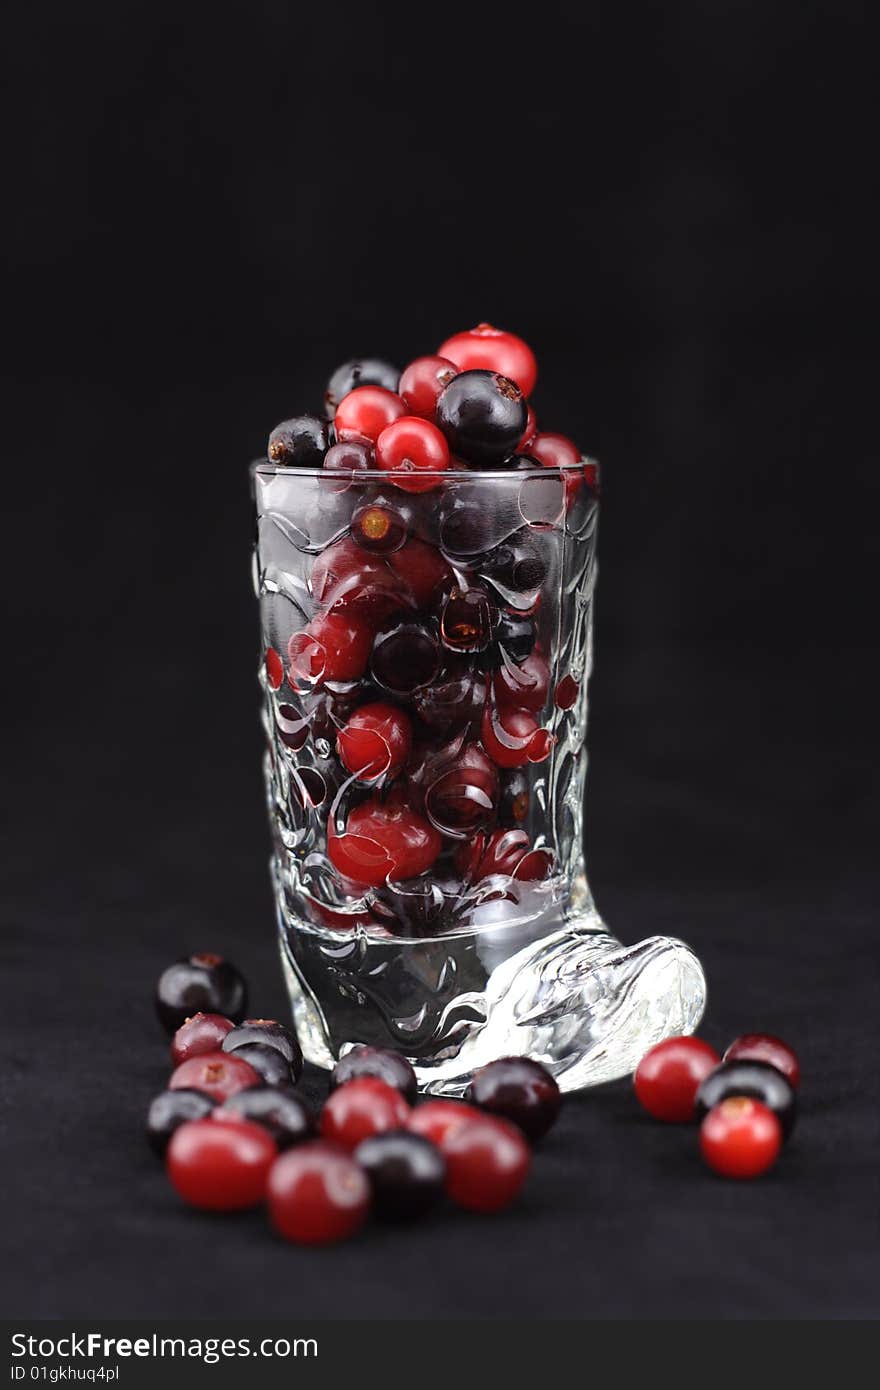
330,1045,418,1103
351,498,409,553
438,324,538,397
265,647,284,690
420,740,499,837
268,1142,370,1244
481,705,553,768
695,1060,797,1139
169,1050,261,1103
355,1131,446,1219
155,954,247,1035
480,530,546,600
386,538,452,609
334,386,406,445
499,769,530,826
167,1118,276,1211
441,588,497,653
327,792,442,887
274,702,309,751
171,1012,234,1067
287,611,374,687
517,404,538,450
554,674,580,710
436,370,527,465
322,439,375,484
485,612,536,665
723,1034,801,1089
700,1098,782,1179
371,622,440,696
494,650,550,712
412,660,487,730
466,1057,561,1141
376,416,450,493
320,1077,411,1150
528,432,583,506
444,1115,531,1212
267,414,329,469
222,1019,303,1078
407,1100,484,1147
215,1086,313,1150
399,355,459,418
325,358,400,417
633,1036,721,1122
337,701,412,781
456,828,553,882
146,1088,216,1157
311,536,403,620
222,1041,293,1087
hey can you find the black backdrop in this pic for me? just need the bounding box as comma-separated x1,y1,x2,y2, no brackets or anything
2,1,877,1319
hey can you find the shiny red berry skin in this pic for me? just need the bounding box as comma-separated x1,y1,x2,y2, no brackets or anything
555,674,580,710
633,1036,722,1122
268,1142,370,1244
418,739,499,837
456,828,553,883
336,701,412,781
438,324,538,398
168,1050,261,1103
494,650,551,713
527,432,583,506
166,1119,276,1210
481,705,553,768
399,355,459,418
700,1097,782,1179
387,538,453,609
310,536,402,620
723,1034,801,1088
444,1115,531,1212
320,1077,411,1150
265,647,284,690
334,385,406,445
407,1099,484,1147
376,415,450,493
517,404,537,450
327,792,442,887
287,611,374,687
466,1057,561,1141
170,1013,234,1067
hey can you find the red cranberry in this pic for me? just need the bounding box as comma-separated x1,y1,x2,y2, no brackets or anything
330,1045,418,1103
438,323,538,397
268,1141,370,1244
171,1013,234,1067
376,416,450,493
169,1050,261,1103
334,385,406,445
555,674,580,710
413,661,488,729
466,1057,561,1141
407,1100,483,1147
310,537,402,621
399,355,459,418
265,647,284,690
327,792,442,887
444,1115,531,1212
155,953,247,1034
700,1098,782,1179
481,705,553,768
320,1077,411,1150
723,1034,800,1088
387,538,453,609
418,740,499,837
166,1119,276,1210
321,439,375,492
287,611,374,687
456,828,552,882
336,701,412,781
633,1036,722,1122
494,650,551,712
528,432,583,506
517,404,537,450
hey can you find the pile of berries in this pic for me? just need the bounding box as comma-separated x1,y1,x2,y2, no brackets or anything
260,325,597,913
149,953,562,1243
633,1032,800,1178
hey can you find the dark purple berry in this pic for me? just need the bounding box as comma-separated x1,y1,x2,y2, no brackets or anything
325,358,400,417
146,1088,216,1156
436,370,527,465
329,1045,418,1104
267,414,329,468
371,622,440,695
695,1060,797,1139
466,1057,562,1141
354,1130,446,1219
226,1042,293,1087
155,954,247,1035
215,1086,313,1149
479,530,546,597
222,1020,303,1080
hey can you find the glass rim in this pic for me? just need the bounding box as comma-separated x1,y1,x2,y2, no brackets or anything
251,455,598,483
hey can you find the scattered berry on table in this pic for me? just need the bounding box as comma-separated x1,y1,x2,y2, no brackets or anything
330,1045,418,1103
466,1058,561,1142
336,701,413,781
267,414,329,469
222,1041,293,1087
146,1088,216,1156
155,954,248,1035
699,1098,782,1179
168,1050,261,1103
443,1114,531,1212
320,1076,411,1150
376,415,450,492
407,1099,484,1147
171,1012,234,1067
399,355,459,418
222,1019,303,1078
268,1142,371,1244
215,1086,313,1150
355,1130,446,1220
695,1059,797,1139
633,1036,722,1122
437,324,537,398
334,385,406,445
723,1033,800,1088
325,358,400,417
166,1118,276,1210
436,369,528,465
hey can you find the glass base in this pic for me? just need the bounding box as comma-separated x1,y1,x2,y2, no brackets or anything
278,889,707,1096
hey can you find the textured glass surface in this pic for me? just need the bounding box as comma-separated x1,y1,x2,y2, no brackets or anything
253,463,705,1093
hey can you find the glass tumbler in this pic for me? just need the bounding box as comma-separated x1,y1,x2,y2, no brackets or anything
252,459,705,1094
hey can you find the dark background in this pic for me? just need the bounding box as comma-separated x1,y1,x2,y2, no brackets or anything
2,1,877,1319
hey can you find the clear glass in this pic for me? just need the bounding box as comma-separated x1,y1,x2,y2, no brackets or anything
252,461,705,1094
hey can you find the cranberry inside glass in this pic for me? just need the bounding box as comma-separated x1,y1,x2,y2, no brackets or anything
252,327,705,1097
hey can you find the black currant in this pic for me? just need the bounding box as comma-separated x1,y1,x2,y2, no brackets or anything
222,1020,303,1081
466,1057,561,1141
436,370,527,465
325,358,400,417
267,414,329,468
155,954,248,1035
354,1131,446,1220
226,1041,294,1087
146,1088,215,1156
216,1086,314,1149
329,1044,418,1103
695,1060,798,1139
